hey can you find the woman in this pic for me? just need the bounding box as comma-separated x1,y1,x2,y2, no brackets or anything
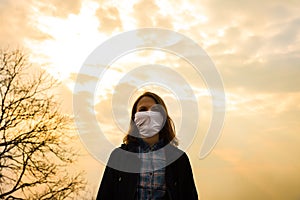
97,92,198,200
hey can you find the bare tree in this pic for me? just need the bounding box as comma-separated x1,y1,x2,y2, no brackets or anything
0,49,86,199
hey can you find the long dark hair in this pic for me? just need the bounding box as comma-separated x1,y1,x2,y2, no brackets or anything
123,91,178,146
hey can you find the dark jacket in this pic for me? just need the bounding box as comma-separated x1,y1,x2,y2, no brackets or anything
96,142,198,200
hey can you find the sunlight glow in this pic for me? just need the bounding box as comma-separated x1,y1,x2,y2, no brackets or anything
25,1,104,86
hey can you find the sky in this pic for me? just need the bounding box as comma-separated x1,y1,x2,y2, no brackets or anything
1,0,300,199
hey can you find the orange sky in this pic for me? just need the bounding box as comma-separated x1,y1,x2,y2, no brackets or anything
1,0,300,199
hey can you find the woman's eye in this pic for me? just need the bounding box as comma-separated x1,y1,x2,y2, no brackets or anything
150,104,161,112
150,107,159,112
138,108,147,112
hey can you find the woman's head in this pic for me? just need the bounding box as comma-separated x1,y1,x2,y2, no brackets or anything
123,91,178,146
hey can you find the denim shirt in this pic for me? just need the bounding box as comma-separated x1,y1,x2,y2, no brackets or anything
136,139,166,200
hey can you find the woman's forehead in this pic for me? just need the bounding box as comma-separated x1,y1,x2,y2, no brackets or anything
137,96,156,108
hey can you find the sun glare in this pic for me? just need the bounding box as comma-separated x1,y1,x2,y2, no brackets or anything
25,1,105,87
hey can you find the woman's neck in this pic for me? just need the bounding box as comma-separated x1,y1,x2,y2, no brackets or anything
142,133,159,147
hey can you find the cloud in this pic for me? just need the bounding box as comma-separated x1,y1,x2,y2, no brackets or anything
132,0,173,28
89,1,297,94
132,0,159,27
0,0,52,47
200,0,299,28
95,5,123,33
34,0,82,18
0,0,84,48
268,17,300,48
190,3,300,93
215,50,300,93
69,72,99,85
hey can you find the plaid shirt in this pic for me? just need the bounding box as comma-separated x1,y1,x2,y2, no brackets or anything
136,139,166,200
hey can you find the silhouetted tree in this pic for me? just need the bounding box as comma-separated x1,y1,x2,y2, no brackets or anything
0,49,86,199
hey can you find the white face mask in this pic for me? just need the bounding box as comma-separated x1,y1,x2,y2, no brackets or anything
134,111,164,138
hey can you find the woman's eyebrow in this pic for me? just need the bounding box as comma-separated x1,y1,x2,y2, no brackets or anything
137,106,147,110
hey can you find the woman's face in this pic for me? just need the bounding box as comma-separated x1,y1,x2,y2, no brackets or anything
136,96,156,113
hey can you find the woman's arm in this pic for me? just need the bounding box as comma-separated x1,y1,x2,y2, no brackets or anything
96,165,115,200
179,153,198,200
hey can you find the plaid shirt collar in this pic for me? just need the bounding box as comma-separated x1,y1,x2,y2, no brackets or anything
137,138,165,152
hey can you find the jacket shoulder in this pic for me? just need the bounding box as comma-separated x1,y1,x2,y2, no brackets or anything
107,145,141,173
164,144,186,163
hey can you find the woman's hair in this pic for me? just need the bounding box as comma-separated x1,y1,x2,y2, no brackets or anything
123,91,178,146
